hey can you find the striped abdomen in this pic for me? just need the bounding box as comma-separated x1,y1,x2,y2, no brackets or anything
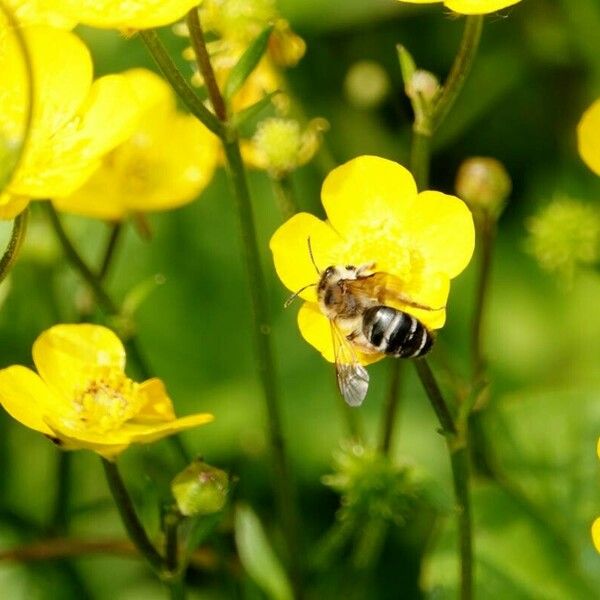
362,305,433,358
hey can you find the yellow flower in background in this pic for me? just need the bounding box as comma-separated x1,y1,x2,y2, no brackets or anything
269,156,474,363
593,518,600,553
54,69,220,220
0,25,140,218
2,0,75,28
578,99,600,177
398,0,522,15
0,324,213,459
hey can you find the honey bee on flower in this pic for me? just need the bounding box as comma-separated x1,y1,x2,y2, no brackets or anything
270,156,475,406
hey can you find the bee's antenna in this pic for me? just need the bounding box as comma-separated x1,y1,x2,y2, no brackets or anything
307,236,320,274
284,283,317,308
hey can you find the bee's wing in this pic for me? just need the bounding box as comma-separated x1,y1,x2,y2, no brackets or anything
348,272,444,312
330,320,369,407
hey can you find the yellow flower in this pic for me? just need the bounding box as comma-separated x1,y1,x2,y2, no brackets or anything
0,25,141,217
397,0,522,15
593,518,600,553
269,156,474,364
2,0,75,28
0,324,213,459
578,99,600,177
53,69,220,220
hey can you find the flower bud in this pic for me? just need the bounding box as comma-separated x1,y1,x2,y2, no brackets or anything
405,70,440,104
455,157,512,217
171,460,229,517
526,198,600,283
344,60,391,109
269,19,306,67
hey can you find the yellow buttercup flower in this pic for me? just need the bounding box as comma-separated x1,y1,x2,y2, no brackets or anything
578,99,600,177
0,324,213,459
2,0,75,28
54,69,220,220
0,25,140,218
269,156,474,364
397,0,522,15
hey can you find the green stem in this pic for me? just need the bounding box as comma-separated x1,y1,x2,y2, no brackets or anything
50,452,72,533
413,360,472,600
101,458,164,573
138,29,224,137
431,15,484,132
98,222,123,281
181,11,302,594
379,361,403,454
0,208,29,285
271,175,298,220
45,203,118,314
409,131,431,191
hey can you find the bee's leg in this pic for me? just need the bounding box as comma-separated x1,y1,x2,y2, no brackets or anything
347,330,379,354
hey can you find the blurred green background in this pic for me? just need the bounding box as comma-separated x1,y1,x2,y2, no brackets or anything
1,0,600,598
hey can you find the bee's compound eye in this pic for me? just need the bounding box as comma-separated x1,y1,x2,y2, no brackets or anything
345,265,355,270
324,266,335,277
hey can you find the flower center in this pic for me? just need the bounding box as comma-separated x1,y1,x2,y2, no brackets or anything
73,373,140,433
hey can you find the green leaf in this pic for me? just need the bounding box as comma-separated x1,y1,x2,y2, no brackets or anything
396,44,416,91
223,25,274,101
234,503,293,600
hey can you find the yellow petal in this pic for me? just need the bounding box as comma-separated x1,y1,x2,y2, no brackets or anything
0,193,29,220
406,190,475,279
120,413,214,444
593,517,600,553
57,0,202,29
444,0,521,14
136,378,176,422
32,324,126,399
270,212,343,301
297,302,383,366
578,99,600,177
3,0,76,28
321,156,417,239
0,365,56,435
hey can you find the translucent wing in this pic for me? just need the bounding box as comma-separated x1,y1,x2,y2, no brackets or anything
347,272,444,311
330,319,369,407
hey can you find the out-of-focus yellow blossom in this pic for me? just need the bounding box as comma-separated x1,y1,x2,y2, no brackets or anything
0,25,140,218
397,0,521,15
244,117,328,178
8,0,200,30
0,324,213,459
269,156,475,364
526,198,600,283
578,99,600,177
594,440,600,552
54,69,220,220
344,61,391,110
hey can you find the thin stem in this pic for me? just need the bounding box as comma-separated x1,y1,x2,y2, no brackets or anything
182,9,302,595
101,458,164,573
98,222,123,280
271,175,299,220
470,212,495,384
138,29,224,137
185,8,227,122
409,131,431,191
379,362,403,454
0,208,29,284
50,452,72,533
45,203,118,314
413,359,472,600
431,15,484,132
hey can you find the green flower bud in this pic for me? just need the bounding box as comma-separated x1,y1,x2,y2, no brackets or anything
455,157,512,217
171,460,229,517
344,60,391,109
526,198,600,283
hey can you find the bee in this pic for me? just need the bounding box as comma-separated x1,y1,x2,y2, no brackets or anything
286,240,440,407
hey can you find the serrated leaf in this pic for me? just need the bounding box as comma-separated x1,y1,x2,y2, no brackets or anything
234,504,293,600
224,26,274,101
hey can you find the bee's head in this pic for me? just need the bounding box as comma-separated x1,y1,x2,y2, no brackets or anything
317,265,357,291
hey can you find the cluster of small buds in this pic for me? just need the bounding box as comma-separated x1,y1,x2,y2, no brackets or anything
526,197,600,283
455,157,512,218
250,117,329,179
171,459,229,517
322,442,419,525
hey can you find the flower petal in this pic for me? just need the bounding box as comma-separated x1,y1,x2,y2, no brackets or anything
297,302,383,366
120,413,214,444
444,0,521,14
578,99,600,177
593,517,600,553
33,324,126,399
406,190,475,279
0,193,29,220
321,156,418,239
0,365,57,435
136,378,176,422
270,212,342,301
